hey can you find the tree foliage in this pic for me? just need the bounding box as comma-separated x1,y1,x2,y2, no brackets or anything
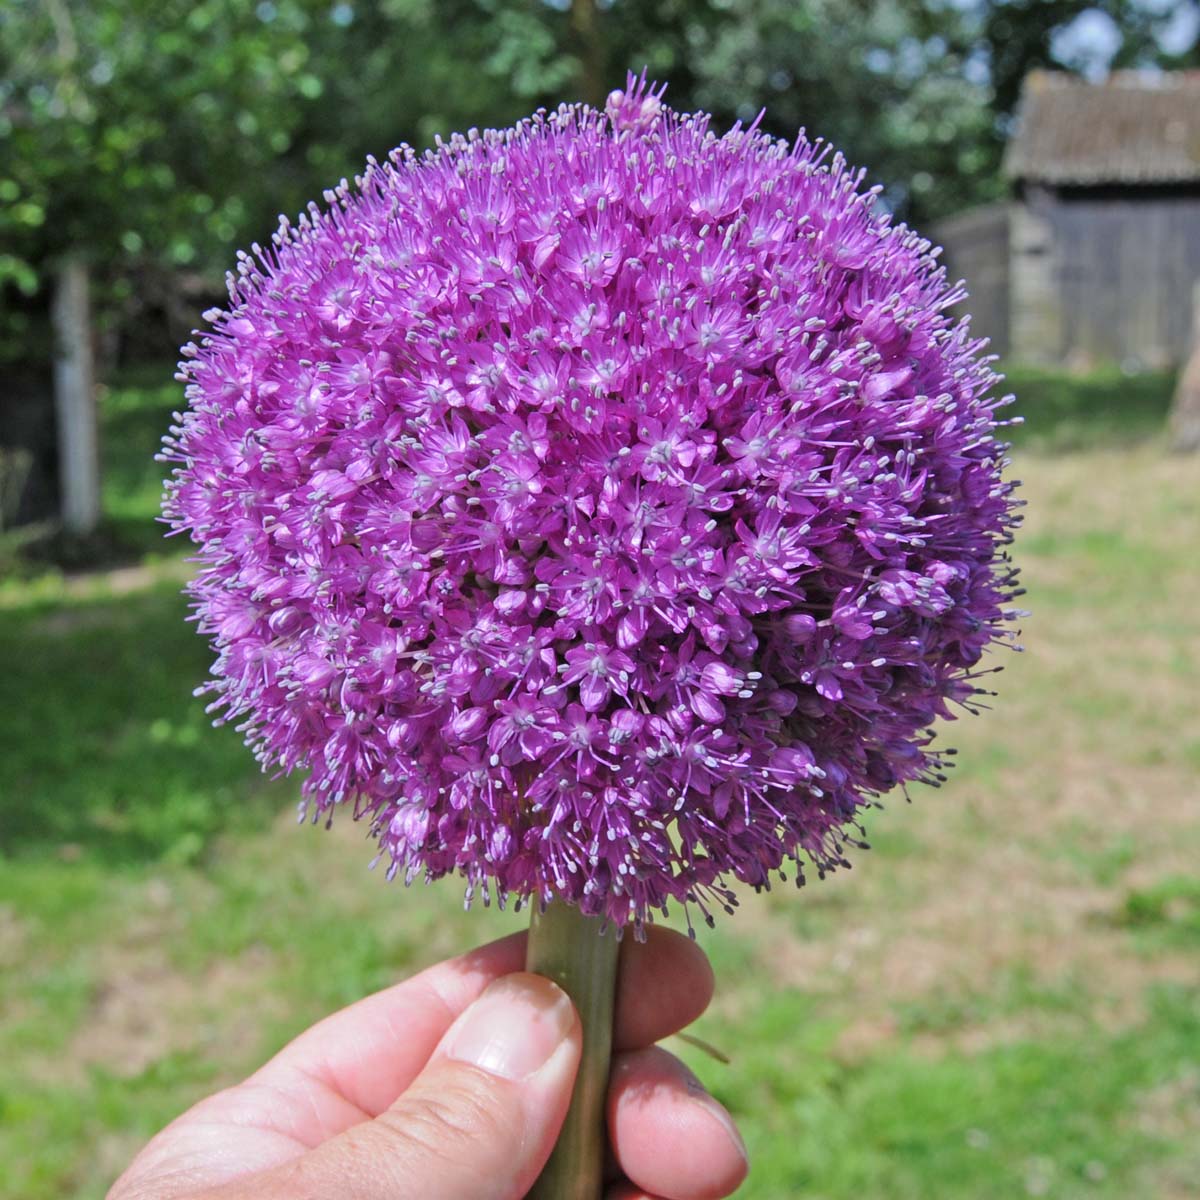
1,0,1196,351
1,1,327,286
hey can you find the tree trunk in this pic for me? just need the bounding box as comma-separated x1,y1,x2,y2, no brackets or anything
1170,281,1200,454
571,0,607,109
51,254,101,534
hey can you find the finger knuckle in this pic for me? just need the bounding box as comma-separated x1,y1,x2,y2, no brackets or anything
384,1071,516,1157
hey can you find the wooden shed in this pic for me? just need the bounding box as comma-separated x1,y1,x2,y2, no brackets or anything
936,70,1200,369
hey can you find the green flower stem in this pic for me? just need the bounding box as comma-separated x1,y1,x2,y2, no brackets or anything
525,900,621,1200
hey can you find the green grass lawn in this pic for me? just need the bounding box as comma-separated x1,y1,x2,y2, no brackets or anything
1,365,1197,1199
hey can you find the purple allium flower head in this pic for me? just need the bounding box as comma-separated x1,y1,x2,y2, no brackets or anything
163,74,1021,932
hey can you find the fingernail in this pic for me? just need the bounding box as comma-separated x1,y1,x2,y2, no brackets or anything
443,973,576,1081
685,1073,749,1164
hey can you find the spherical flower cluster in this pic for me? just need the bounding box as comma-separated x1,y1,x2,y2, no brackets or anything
163,76,1020,931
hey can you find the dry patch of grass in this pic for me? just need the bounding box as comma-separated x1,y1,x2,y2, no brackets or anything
69,944,279,1083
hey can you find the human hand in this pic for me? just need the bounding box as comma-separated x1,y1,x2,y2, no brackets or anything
107,927,747,1200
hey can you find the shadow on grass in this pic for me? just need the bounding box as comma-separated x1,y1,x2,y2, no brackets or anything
1004,365,1176,454
0,581,292,865
4,368,180,573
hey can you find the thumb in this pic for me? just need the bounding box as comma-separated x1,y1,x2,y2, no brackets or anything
285,973,582,1200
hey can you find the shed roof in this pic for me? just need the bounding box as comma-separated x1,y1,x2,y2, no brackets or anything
1004,69,1200,186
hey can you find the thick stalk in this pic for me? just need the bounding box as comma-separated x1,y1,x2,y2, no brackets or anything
525,900,620,1200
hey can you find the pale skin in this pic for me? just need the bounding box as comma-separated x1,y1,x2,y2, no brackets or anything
108,927,748,1200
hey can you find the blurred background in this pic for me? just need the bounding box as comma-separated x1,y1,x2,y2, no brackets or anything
2,2,1199,1197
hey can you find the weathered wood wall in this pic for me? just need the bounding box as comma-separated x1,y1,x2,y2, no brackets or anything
936,188,1200,369
1040,190,1200,370
931,203,1011,358
1008,187,1060,366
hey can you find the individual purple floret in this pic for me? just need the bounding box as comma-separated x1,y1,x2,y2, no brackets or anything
163,75,1021,932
